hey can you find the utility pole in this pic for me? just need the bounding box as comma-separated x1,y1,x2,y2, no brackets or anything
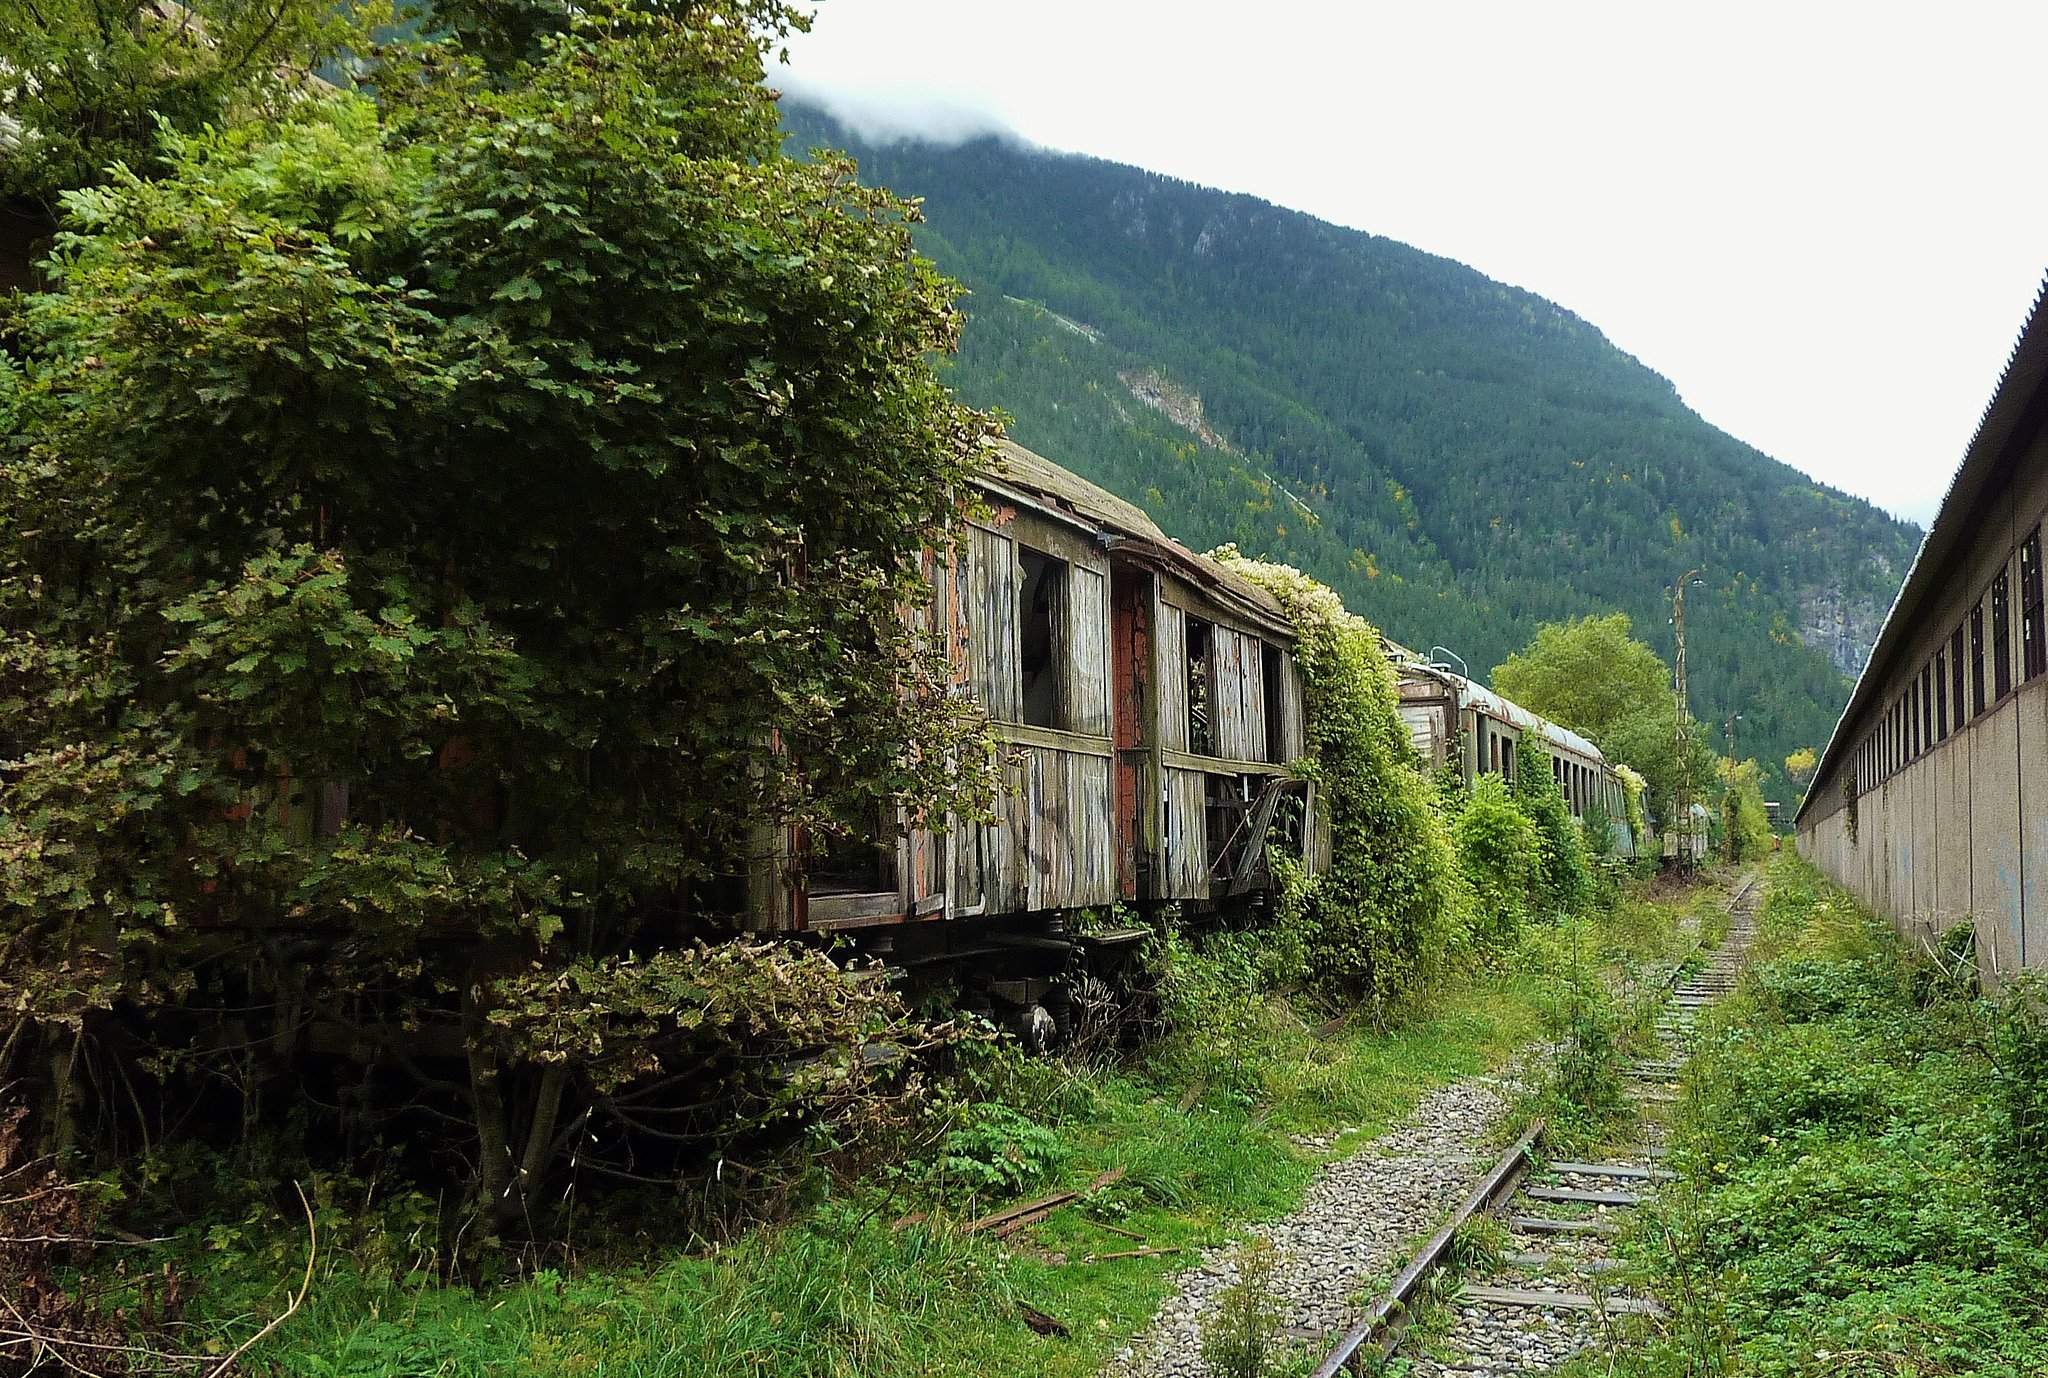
1724,712,1744,863
1672,568,1702,871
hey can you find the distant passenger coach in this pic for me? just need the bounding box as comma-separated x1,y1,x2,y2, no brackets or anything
1796,282,2048,982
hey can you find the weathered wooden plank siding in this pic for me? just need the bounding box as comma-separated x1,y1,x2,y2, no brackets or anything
1068,565,1111,736
1274,655,1305,763
1211,627,1267,762
1161,767,1210,900
1157,600,1189,753
968,526,1022,723
983,745,1117,912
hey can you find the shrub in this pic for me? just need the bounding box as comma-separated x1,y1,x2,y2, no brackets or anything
924,1103,1064,1203
1200,1237,1290,1378
1513,735,1593,918
1453,774,1539,949
1990,973,2048,1226
1211,552,1465,1014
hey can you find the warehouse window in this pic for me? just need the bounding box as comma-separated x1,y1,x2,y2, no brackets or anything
1951,627,1966,731
1993,566,2013,700
1971,604,1986,716
1908,663,1925,753
2024,527,2045,682
1936,650,1949,740
1910,680,1921,758
1018,547,1066,729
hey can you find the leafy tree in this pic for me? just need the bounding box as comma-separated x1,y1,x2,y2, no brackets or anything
0,4,996,1226
1490,612,1713,831
1720,758,1773,862
0,0,378,206
1785,746,1818,789
1492,614,1667,739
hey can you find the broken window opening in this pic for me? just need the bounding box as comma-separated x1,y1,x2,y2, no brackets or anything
806,824,897,896
1019,547,1066,729
2023,527,2045,682
1262,642,1287,763
1972,603,1987,717
1186,618,1215,756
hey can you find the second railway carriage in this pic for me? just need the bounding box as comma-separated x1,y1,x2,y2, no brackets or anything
1395,659,1634,856
752,442,1315,1027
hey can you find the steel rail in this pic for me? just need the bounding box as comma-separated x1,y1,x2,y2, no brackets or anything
1308,1118,1546,1378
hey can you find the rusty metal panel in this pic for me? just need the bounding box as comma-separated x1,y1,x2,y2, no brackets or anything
969,526,1021,723
1068,565,1111,737
1161,767,1210,900
1157,600,1189,753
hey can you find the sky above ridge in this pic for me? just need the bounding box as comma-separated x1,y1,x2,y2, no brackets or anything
777,0,2048,527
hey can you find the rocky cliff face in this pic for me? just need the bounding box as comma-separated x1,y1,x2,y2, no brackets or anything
1799,582,1895,677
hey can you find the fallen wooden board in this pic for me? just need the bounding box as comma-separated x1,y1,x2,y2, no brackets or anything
970,1167,1128,1239
1083,1246,1184,1263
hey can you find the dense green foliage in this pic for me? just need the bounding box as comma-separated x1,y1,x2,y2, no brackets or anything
138,884,1702,1376
1512,734,1594,916
1214,552,1464,1012
0,4,997,1227
0,0,378,206
1451,775,1541,946
1602,859,2048,1378
1718,758,1774,862
781,104,1921,802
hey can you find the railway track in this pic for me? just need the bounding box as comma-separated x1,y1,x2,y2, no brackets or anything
1308,871,1763,1377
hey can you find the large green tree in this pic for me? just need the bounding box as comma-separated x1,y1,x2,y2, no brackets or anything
1491,612,1712,828
0,3,995,1224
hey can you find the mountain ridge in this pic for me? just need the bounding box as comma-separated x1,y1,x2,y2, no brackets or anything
783,100,1920,797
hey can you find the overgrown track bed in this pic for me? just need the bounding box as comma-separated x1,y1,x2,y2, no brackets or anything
1313,872,1762,1377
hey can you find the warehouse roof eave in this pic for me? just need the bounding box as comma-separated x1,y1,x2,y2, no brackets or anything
1796,275,2048,826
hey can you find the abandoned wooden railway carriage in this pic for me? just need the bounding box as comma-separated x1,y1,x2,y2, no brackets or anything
754,443,1318,1020
1396,660,1635,856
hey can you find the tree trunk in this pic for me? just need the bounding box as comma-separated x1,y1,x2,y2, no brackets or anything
462,985,515,1221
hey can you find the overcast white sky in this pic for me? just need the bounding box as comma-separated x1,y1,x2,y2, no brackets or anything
776,1,2048,527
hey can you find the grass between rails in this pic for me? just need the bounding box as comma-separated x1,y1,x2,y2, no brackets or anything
160,883,1708,1378
1569,853,2048,1378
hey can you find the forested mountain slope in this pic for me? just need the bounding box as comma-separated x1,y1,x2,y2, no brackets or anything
783,103,1921,799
